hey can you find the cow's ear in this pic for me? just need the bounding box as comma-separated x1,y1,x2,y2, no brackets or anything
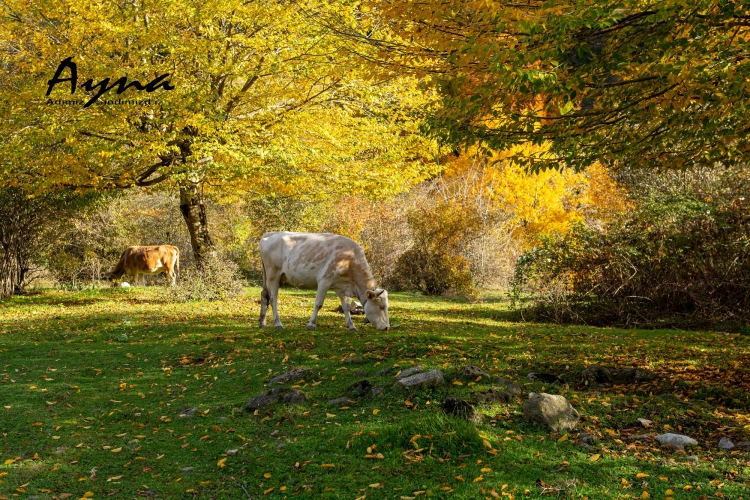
366,290,376,300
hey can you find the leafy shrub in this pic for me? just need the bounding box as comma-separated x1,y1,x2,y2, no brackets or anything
513,191,750,327
395,199,480,297
170,253,246,302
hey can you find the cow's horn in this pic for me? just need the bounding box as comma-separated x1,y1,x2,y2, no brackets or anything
376,289,385,297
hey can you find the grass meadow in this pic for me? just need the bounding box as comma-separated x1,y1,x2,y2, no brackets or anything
1,287,749,499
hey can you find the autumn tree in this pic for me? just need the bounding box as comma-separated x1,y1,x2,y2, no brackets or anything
331,0,750,172
0,0,437,265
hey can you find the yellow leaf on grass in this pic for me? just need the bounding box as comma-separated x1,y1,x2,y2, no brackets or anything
473,476,483,482
452,380,463,386
111,447,122,453
665,490,674,495
263,473,271,478
683,485,693,490
83,492,94,498
321,463,335,468
636,473,649,479
373,409,379,415
481,467,492,472
404,400,413,406
326,413,336,418
264,487,274,494
589,454,600,462
641,492,650,499
107,475,123,482
217,458,227,468
557,434,568,443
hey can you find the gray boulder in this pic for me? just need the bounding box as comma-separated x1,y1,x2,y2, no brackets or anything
527,373,565,385
523,392,580,432
268,368,309,385
375,366,397,377
246,387,307,411
718,437,735,450
502,382,523,395
396,369,445,389
655,433,698,451
461,364,489,379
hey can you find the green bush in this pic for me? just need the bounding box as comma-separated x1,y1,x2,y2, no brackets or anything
513,191,750,327
169,253,246,302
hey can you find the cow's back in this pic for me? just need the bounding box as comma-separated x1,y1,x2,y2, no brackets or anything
260,232,368,289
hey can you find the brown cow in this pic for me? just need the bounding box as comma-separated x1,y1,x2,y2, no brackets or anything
106,245,180,286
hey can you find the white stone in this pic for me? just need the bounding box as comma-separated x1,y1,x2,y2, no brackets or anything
718,437,734,450
655,433,698,450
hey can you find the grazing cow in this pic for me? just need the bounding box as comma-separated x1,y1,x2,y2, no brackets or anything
106,245,180,286
259,232,390,331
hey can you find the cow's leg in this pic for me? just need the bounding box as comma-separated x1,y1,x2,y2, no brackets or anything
260,269,283,328
259,286,270,328
306,283,331,330
337,293,357,331
132,273,139,287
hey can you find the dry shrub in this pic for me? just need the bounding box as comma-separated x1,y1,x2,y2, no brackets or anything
170,253,246,302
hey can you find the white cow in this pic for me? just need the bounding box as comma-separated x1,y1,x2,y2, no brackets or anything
259,232,390,331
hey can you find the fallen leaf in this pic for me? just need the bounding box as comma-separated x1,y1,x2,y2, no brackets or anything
590,454,600,462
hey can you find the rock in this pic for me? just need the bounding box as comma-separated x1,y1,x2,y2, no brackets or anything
327,397,354,406
396,369,445,389
371,386,384,396
686,455,699,464
527,373,565,385
276,443,286,450
522,392,580,432
396,365,423,379
655,433,698,451
268,368,309,385
226,449,238,455
718,437,735,450
336,301,364,315
580,365,657,386
342,356,365,364
637,418,653,427
473,388,512,404
245,387,307,411
350,380,373,397
375,366,397,377
179,407,198,417
735,441,750,449
579,432,597,445
495,376,509,386
441,398,482,423
180,466,194,472
461,364,489,379
354,370,367,377
578,443,592,450
503,383,523,396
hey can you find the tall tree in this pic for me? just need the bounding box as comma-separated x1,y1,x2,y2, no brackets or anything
331,0,750,172
0,0,437,264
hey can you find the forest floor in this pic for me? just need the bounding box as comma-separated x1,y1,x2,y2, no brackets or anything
1,287,749,499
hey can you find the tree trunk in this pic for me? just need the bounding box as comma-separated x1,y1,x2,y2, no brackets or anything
179,181,214,267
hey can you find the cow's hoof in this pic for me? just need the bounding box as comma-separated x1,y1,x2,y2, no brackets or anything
348,325,357,331
306,324,316,330
274,324,284,329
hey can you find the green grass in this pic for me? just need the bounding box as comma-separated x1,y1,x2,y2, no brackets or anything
1,287,749,499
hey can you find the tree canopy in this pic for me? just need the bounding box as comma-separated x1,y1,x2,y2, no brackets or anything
335,0,750,171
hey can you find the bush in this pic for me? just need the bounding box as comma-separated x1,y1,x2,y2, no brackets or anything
169,253,246,302
513,190,750,327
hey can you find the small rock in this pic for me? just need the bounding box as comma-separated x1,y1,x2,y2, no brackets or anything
245,387,307,411
579,432,598,445
503,383,523,395
522,392,580,432
327,397,355,406
371,386,384,396
180,467,194,472
354,370,367,377
655,433,698,451
179,407,198,417
226,449,238,455
461,364,489,379
268,368,309,385
375,366,397,377
350,380,373,397
527,373,565,385
718,437,735,450
396,369,445,389
686,455,699,464
473,388,512,403
276,443,286,450
637,418,653,427
396,365,424,379
441,398,482,423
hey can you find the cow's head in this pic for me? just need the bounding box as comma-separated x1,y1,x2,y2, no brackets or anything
105,270,122,287
364,289,389,331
